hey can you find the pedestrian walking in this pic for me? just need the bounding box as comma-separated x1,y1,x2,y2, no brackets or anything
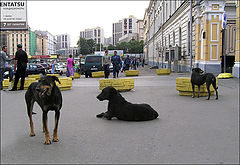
10,44,28,91
0,46,11,90
124,55,131,71
132,57,137,70
111,51,121,78
102,50,111,78
142,58,145,67
67,54,74,79
51,60,56,74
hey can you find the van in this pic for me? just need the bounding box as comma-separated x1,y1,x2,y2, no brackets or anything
84,55,103,78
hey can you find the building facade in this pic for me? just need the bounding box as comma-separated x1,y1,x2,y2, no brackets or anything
56,34,70,50
35,30,56,55
0,30,30,56
104,37,113,47
113,15,138,45
80,27,104,44
137,19,144,41
35,33,47,55
29,30,37,55
144,0,237,74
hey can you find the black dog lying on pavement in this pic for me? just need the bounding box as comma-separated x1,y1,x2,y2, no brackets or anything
96,86,159,121
25,76,62,145
191,68,218,100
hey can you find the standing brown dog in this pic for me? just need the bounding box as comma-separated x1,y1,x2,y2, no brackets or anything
25,76,62,144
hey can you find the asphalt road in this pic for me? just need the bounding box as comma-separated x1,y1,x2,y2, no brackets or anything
1,68,239,164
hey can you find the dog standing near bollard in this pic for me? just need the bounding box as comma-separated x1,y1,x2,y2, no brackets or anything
191,68,218,100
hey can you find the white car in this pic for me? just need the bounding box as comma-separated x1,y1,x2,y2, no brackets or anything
55,65,67,75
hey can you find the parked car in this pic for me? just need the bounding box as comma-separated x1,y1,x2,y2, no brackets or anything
40,63,50,71
3,64,46,78
25,63,46,76
55,65,67,75
84,55,103,78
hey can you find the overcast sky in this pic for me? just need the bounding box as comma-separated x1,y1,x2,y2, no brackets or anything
27,1,150,47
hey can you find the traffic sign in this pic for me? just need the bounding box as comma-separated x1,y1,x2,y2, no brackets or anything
222,12,227,29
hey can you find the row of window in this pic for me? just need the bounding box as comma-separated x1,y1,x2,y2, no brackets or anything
12,33,27,37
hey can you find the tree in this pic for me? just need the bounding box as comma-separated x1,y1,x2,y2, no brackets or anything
96,43,104,51
115,42,128,54
77,38,95,55
107,44,115,50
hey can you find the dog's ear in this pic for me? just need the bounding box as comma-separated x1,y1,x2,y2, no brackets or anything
51,76,61,84
110,86,118,95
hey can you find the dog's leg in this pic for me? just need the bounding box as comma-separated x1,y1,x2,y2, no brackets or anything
52,111,60,142
191,83,195,98
42,118,46,133
27,101,35,137
206,83,211,100
212,81,218,100
197,85,200,98
43,112,51,145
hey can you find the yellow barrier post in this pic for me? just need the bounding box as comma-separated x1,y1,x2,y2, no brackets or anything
99,78,134,92
156,69,171,75
176,77,218,96
92,71,104,78
125,70,139,77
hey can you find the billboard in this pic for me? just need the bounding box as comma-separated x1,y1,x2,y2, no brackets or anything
0,0,27,30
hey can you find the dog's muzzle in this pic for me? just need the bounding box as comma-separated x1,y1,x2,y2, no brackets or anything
96,95,104,101
39,88,48,97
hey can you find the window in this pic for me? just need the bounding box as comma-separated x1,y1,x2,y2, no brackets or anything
98,29,100,37
124,31,127,35
94,30,97,37
168,34,170,46
179,27,182,46
173,31,175,46
62,35,64,41
129,30,132,33
85,56,102,63
65,35,67,41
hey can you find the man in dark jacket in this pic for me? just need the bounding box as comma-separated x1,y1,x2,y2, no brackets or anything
124,55,131,71
10,44,28,91
111,51,121,78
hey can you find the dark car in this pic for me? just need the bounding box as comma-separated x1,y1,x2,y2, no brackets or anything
25,63,46,76
84,55,103,78
40,63,50,70
3,64,45,78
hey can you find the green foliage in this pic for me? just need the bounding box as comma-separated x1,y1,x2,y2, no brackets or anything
77,37,144,55
107,44,115,50
77,37,95,55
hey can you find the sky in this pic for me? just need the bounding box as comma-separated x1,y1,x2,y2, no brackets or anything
27,1,150,47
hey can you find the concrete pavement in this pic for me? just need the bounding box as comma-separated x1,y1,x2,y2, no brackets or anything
1,68,239,164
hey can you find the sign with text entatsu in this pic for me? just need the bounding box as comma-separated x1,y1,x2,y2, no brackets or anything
0,0,27,30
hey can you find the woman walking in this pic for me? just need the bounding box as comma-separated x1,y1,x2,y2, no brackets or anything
67,54,74,79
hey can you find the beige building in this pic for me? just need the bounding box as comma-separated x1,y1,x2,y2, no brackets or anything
0,30,30,56
144,0,237,74
137,19,144,41
35,34,47,55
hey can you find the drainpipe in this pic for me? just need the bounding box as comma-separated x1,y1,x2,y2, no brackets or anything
190,0,193,73
162,0,165,68
153,1,156,66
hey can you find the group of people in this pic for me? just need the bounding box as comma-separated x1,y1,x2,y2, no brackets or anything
102,50,145,79
0,44,28,91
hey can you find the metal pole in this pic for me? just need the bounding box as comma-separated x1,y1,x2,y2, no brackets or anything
223,28,226,73
190,0,193,73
